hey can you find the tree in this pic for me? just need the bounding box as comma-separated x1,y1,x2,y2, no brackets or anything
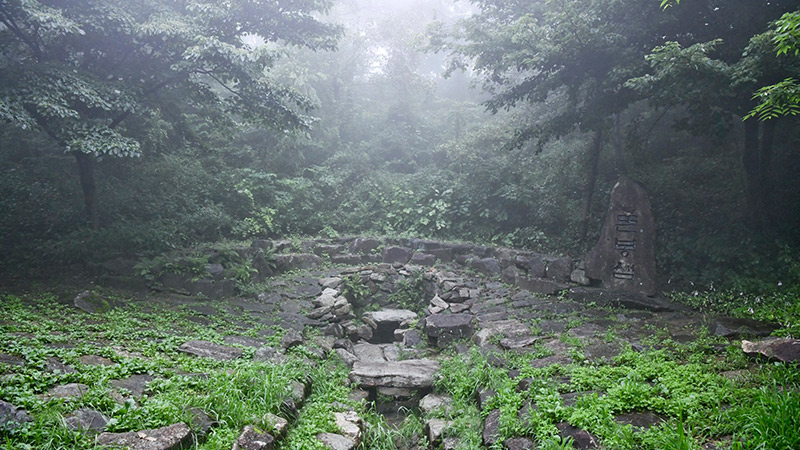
434,0,674,241
627,1,800,230
0,0,340,228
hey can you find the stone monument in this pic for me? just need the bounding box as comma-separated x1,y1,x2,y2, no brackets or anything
585,177,657,296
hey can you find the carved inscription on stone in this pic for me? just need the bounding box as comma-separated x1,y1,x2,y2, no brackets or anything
585,178,657,296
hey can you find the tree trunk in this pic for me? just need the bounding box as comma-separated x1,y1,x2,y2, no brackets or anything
73,151,98,230
580,128,603,242
741,118,776,231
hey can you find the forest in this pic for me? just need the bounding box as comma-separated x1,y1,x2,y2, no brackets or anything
1,0,799,449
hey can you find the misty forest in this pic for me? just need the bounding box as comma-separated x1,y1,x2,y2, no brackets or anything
1,0,800,449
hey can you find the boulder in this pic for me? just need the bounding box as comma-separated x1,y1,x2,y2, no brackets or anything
74,290,115,313
334,411,362,443
742,338,800,364
96,423,193,450
425,313,475,347
349,359,440,389
178,340,243,361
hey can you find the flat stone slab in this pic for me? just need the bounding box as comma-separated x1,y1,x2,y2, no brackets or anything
317,432,356,450
96,423,192,450
425,313,475,347
178,340,243,361
712,316,777,338
742,338,800,364
41,383,89,401
349,359,440,389
111,374,154,397
362,309,418,326
64,408,109,432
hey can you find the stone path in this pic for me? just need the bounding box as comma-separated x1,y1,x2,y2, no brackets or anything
2,236,796,450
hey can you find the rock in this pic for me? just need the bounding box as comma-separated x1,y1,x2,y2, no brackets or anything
525,256,547,278
482,409,501,446
74,290,114,313
584,177,658,296
472,320,530,347
273,254,323,272
410,253,436,266
362,309,418,343
353,343,386,362
425,418,450,446
425,313,475,347
350,238,381,254
382,247,412,264
264,413,289,439
471,258,501,276
568,287,685,312
504,437,535,450
545,257,573,281
64,408,109,433
280,330,304,350
44,356,75,374
570,268,591,285
0,400,31,431
403,330,425,348
110,374,154,397
96,423,193,450
499,336,540,350
0,353,24,366
556,422,598,448
430,295,449,310
711,316,777,338
187,407,218,439
233,425,275,450
349,359,440,389
502,266,521,284
320,277,342,289
335,348,359,367
41,383,89,401
253,346,286,364
614,411,664,430
178,340,243,361
316,432,356,450
334,411,362,443
742,338,800,364
80,354,115,366
419,393,453,414
515,275,568,295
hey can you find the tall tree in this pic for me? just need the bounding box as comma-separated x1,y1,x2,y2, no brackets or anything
627,1,799,230
0,0,340,228
433,0,672,241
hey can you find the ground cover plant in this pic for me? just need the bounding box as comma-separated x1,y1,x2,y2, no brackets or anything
1,253,799,450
